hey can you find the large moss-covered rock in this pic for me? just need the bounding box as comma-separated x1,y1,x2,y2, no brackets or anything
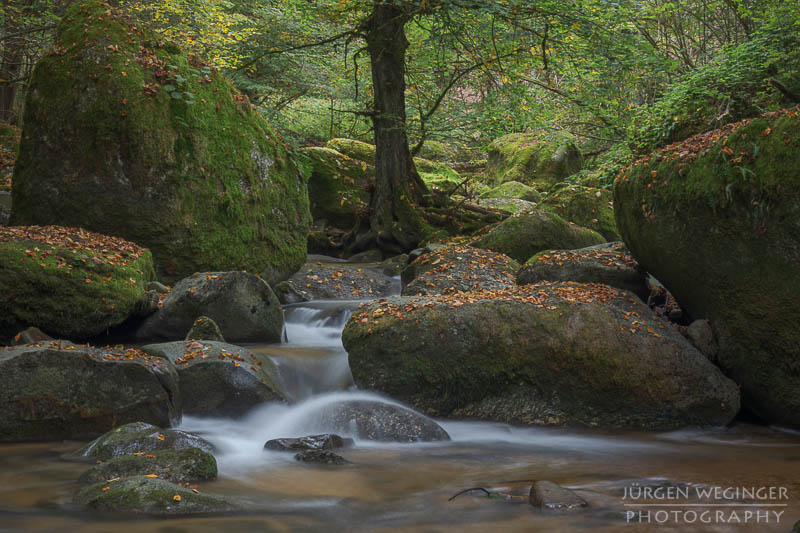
343,284,739,429
614,107,800,428
76,422,214,459
480,181,542,203
486,133,582,185
402,245,519,295
75,476,237,515
79,447,217,484
517,243,649,301
0,226,154,342
134,271,282,343
141,340,284,417
541,184,619,241
472,210,605,263
326,138,376,164
10,1,310,284
301,146,371,230
413,157,462,190
0,344,179,442
475,197,538,214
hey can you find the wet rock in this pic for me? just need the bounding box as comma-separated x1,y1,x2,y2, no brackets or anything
0,343,179,442
79,447,217,484
402,246,519,296
792,519,800,533
343,285,740,430
134,271,283,343
517,242,649,301
472,209,605,263
529,481,588,510
75,476,237,515
686,319,718,360
9,326,52,345
378,253,409,276
142,341,283,417
284,262,396,300
146,281,169,294
273,280,310,305
294,450,351,465
319,400,450,442
75,422,214,460
264,434,352,452
185,316,225,343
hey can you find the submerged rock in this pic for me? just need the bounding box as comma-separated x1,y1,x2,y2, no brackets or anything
316,399,450,442
517,242,649,301
615,107,800,428
264,434,351,452
76,422,214,460
529,481,588,510
79,447,217,484
75,476,237,515
343,285,739,430
142,340,283,417
0,344,178,442
294,449,350,465
134,271,282,343
11,1,310,284
472,210,605,263
0,226,154,342
402,246,518,295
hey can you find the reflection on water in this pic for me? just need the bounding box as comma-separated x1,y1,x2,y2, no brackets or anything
1,297,799,532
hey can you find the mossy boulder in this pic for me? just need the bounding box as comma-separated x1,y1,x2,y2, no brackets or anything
480,181,542,203
75,476,237,515
185,316,224,342
76,422,214,459
517,243,649,301
326,138,376,164
0,226,154,342
541,184,619,241
342,284,739,429
614,107,800,428
416,140,453,162
141,340,284,417
79,447,217,484
301,146,371,230
0,344,179,442
402,245,519,295
414,157,462,190
486,133,582,185
472,209,605,263
475,197,537,214
10,1,310,284
134,271,282,343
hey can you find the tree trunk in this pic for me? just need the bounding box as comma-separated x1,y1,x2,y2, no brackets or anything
0,0,23,123
359,2,429,255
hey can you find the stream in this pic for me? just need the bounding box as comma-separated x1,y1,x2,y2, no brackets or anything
1,295,799,532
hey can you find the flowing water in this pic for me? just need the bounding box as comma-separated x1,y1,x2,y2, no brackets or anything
1,293,799,532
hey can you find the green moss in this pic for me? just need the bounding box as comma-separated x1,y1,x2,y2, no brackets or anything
541,184,619,240
326,138,376,164
614,107,800,427
11,1,310,283
414,157,462,190
486,133,583,185
79,447,217,484
300,146,370,229
0,227,154,340
480,181,542,203
472,209,605,262
416,140,452,162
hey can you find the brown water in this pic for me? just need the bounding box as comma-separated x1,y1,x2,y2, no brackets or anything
2,299,799,532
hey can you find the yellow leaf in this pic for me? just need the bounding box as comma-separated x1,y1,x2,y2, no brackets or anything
173,494,182,502
144,474,158,478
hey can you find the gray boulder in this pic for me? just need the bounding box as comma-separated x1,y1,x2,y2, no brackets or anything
76,422,214,460
79,447,217,484
315,399,450,442
529,481,588,510
264,434,351,452
185,316,225,342
402,246,519,296
294,449,350,465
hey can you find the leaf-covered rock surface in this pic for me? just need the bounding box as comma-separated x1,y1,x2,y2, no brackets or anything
0,226,154,342
282,260,398,301
540,184,619,241
485,133,582,185
75,475,237,515
141,340,284,417
342,283,739,429
614,106,800,428
472,209,605,263
134,271,282,343
10,0,310,284
0,343,178,442
402,245,519,296
79,447,217,484
76,422,214,460
517,242,649,301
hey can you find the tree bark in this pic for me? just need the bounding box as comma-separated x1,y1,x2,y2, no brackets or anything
361,2,428,255
0,0,23,123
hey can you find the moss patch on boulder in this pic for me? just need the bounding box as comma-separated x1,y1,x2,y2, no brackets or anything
402,245,519,295
0,226,154,341
480,181,542,203
301,146,371,230
541,184,619,241
11,1,310,284
76,422,214,460
486,133,582,185
79,447,217,484
472,209,605,263
614,106,800,428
